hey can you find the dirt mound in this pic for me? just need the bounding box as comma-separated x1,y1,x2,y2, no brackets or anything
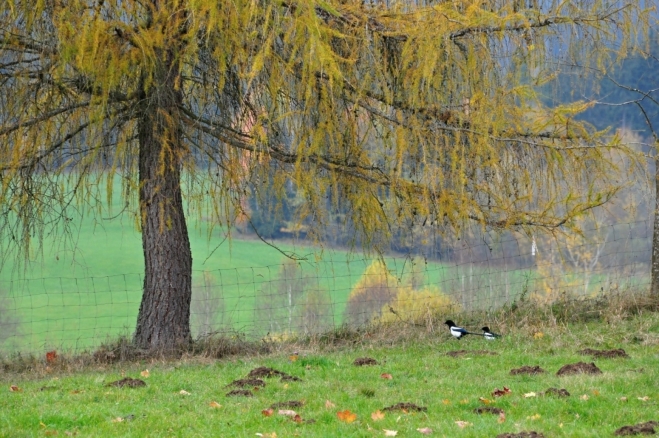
225,389,253,397
474,406,504,415
614,421,658,436
542,387,570,397
281,375,303,382
446,350,498,357
353,357,378,366
497,432,545,438
270,400,304,409
556,361,602,376
579,348,629,359
226,378,265,388
105,377,146,388
510,365,546,375
382,402,427,412
248,366,288,378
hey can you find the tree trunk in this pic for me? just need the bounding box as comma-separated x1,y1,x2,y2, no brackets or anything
133,48,193,351
651,153,659,296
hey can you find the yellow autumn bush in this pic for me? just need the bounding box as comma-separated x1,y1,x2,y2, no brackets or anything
376,286,459,326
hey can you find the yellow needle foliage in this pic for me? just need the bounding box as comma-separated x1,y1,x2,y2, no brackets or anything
0,0,652,258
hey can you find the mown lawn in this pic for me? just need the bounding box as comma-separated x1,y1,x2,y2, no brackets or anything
2,313,658,437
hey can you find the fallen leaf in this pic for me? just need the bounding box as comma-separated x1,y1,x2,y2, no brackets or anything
111,417,123,423
70,390,82,394
455,421,471,429
40,422,47,428
381,373,393,380
9,385,21,392
533,332,544,339
278,409,297,417
527,414,541,420
478,397,492,404
591,389,600,396
209,401,221,409
292,414,303,424
140,369,150,378
289,355,299,362
442,399,451,405
524,392,536,398
46,350,58,363
255,433,277,438
44,430,58,436
179,390,190,395
492,387,511,397
417,427,433,435
261,408,274,417
459,399,469,404
383,430,398,436
580,394,589,401
371,410,385,421
325,400,336,409
638,396,650,401
620,397,628,402
337,409,357,423
498,412,506,424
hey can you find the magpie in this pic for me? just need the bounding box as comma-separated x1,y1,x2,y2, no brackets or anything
444,320,477,340
481,326,501,340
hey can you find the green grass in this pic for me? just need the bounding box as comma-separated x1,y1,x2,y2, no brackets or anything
2,314,659,437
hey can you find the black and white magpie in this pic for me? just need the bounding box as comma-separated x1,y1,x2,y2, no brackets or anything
444,320,477,340
481,326,501,340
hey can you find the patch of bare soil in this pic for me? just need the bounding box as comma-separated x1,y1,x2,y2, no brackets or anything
248,366,288,378
497,432,545,438
556,361,602,376
542,387,570,397
225,389,253,397
474,406,504,415
105,377,146,388
353,357,378,366
270,400,304,409
225,378,265,388
281,375,303,382
614,421,658,436
579,348,630,359
446,350,498,357
510,365,546,375
382,402,427,412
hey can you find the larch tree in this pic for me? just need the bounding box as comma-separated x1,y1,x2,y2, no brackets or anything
0,0,651,351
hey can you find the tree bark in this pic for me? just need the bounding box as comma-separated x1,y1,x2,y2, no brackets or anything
651,153,659,296
133,47,193,351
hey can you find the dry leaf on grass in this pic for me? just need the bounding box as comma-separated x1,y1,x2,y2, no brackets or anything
527,414,541,420
455,421,471,429
111,417,123,423
524,392,536,398
417,427,433,434
261,408,274,417
384,430,398,436
442,399,451,405
278,409,297,417
209,401,221,409
580,394,589,401
179,390,190,395
289,355,298,362
638,396,650,401
381,373,393,380
492,387,511,397
292,414,303,424
9,385,21,392
325,400,336,409
140,369,150,378
620,397,628,401
479,397,492,404
371,410,385,421
498,412,506,423
255,433,277,438
337,410,357,423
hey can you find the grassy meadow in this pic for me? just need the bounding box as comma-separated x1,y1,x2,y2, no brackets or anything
2,312,659,437
0,206,538,353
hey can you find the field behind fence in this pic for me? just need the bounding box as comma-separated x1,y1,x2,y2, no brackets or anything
0,219,652,354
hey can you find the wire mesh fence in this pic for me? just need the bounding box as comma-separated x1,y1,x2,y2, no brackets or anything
0,220,653,354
